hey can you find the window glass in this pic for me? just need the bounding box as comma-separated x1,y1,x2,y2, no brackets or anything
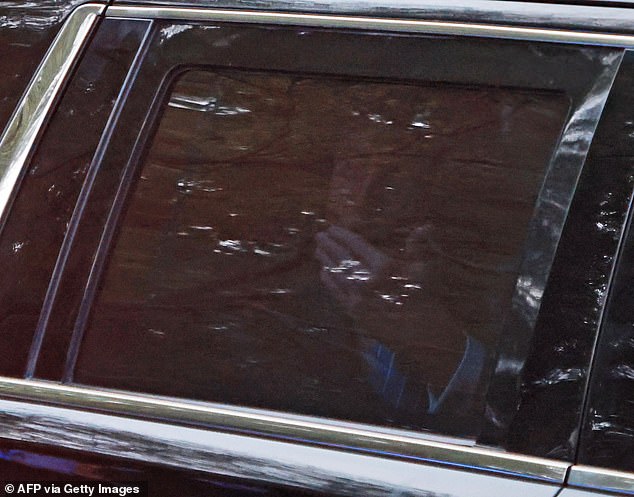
74,69,569,436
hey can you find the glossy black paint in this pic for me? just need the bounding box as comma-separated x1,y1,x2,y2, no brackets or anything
0,440,322,497
0,19,147,377
486,51,634,461
29,19,152,381
0,441,147,481
0,1,105,139
27,16,619,454
578,54,634,472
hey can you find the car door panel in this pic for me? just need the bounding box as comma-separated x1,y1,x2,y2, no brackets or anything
3,3,634,496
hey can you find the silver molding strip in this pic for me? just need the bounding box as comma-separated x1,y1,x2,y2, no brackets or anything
0,377,569,483
107,5,634,47
0,395,562,497
569,465,634,495
0,3,104,225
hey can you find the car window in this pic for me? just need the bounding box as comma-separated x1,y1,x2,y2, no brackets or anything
71,68,569,436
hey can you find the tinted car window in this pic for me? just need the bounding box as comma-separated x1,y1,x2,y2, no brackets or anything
73,68,569,435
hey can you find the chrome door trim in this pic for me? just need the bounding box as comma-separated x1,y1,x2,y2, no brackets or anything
0,394,563,497
107,5,634,47
0,3,104,227
0,377,569,483
568,465,634,495
0,378,570,483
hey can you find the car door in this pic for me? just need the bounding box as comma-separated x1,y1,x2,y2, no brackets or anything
1,2,634,496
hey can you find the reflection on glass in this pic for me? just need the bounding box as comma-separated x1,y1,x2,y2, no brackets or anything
75,70,569,437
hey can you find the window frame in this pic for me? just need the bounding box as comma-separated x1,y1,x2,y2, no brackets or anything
42,10,624,444
32,7,625,457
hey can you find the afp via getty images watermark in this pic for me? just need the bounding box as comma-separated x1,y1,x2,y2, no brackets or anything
2,483,147,496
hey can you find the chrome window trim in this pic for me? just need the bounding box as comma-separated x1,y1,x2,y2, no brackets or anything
0,3,105,227
104,0,634,35
568,465,634,495
0,377,570,483
106,5,634,47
